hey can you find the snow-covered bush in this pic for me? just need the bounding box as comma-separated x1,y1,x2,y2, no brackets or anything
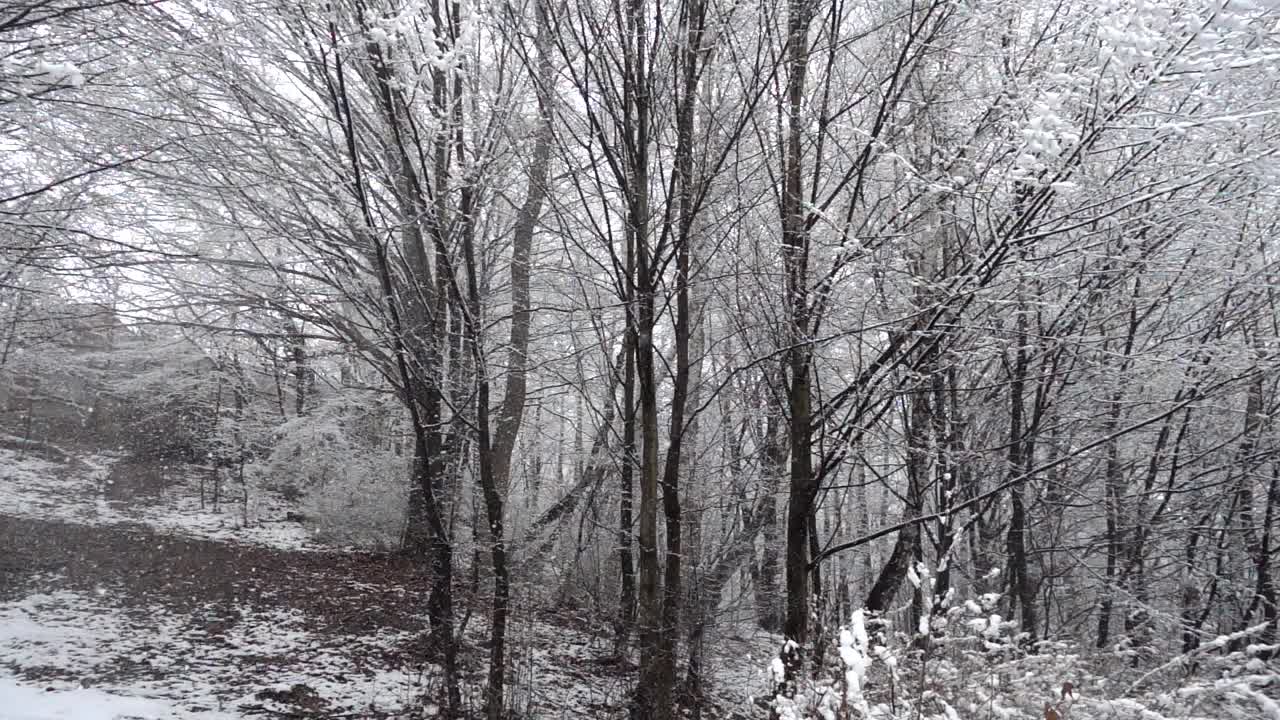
298,453,408,550
763,564,1020,720
102,344,222,460
762,597,1068,719
761,563,1280,720
262,391,409,549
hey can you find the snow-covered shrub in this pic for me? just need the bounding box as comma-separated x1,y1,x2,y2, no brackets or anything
760,564,1280,720
263,391,409,549
103,345,221,460
299,453,408,550
761,565,1041,720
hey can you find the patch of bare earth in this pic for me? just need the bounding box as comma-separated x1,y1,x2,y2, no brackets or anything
0,513,431,716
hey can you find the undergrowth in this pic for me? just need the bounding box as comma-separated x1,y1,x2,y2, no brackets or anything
763,565,1279,720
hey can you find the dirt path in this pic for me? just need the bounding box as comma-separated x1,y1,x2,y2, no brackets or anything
0,513,436,716
1,514,426,633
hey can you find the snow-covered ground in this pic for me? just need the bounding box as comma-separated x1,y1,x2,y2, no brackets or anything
0,448,311,550
0,677,219,720
0,449,423,717
0,449,779,718
0,581,425,718
0,581,769,719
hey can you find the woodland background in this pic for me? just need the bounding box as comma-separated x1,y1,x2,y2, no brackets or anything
3,0,1280,718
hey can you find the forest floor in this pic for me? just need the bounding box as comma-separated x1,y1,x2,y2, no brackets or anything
4,452,1280,719
0,445,775,719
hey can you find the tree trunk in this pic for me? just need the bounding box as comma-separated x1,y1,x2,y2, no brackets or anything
681,264,707,716
1181,511,1212,654
1096,391,1122,650
756,409,786,632
1096,304,1139,650
930,369,959,620
618,312,638,647
627,0,662,707
1258,463,1279,653
290,326,308,417
1004,268,1039,642
453,95,511,715
331,23,459,711
865,392,927,615
489,0,553,502
780,0,815,648
635,0,704,708
1235,372,1272,647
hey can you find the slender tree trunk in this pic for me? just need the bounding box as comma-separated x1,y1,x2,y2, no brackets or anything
1004,269,1039,641
1258,463,1279,653
490,0,553,502
756,409,786,632
1006,486,1036,639
1096,390,1123,650
636,0,704,709
290,327,307,417
1181,511,1212,654
461,210,510,720
780,0,815,648
330,21,459,711
628,0,662,708
807,507,825,661
681,263,707,716
618,297,638,647
632,252,662,719
929,368,958,619
1234,372,1269,647
1097,305,1139,650
865,397,927,615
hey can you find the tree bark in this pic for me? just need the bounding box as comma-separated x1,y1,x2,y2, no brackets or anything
756,408,786,632
1096,303,1139,650
864,388,927,615
618,278,638,648
627,0,662,709
489,0,553,501
330,17,460,711
443,161,505,720
1004,314,1039,640
780,0,815,648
